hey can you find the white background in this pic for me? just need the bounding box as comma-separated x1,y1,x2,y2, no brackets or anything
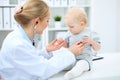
91,0,120,53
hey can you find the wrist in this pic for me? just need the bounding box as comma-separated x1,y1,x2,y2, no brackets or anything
46,46,49,52
90,40,94,46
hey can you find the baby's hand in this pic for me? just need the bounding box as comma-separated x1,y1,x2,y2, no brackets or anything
83,37,101,51
82,37,93,45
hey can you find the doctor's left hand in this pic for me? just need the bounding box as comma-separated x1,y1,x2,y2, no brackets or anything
46,38,65,52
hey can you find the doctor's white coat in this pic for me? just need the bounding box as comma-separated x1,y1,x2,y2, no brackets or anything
0,26,75,80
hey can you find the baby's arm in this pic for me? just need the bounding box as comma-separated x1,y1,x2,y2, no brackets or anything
89,38,101,51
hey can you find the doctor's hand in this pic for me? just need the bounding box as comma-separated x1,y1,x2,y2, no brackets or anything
46,38,65,52
68,41,85,56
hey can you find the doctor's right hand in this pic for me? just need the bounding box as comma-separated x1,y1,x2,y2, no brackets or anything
46,38,65,52
68,41,85,56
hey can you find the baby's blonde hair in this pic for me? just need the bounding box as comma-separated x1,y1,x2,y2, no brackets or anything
14,0,49,25
66,7,88,25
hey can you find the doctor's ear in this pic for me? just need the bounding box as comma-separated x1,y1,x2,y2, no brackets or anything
34,17,39,25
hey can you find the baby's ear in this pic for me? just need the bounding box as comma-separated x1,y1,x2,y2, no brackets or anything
80,21,86,26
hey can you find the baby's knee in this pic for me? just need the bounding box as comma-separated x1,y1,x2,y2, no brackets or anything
76,60,89,71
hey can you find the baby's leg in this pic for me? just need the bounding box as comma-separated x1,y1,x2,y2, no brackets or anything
64,60,89,80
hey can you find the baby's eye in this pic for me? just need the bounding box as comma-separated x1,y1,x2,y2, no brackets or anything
47,20,49,23
69,26,74,28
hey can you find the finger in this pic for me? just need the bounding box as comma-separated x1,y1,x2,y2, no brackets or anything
75,41,81,45
59,41,65,46
54,38,64,46
76,41,84,45
78,43,85,47
56,41,65,48
50,38,57,44
83,36,89,39
57,38,64,44
82,40,87,44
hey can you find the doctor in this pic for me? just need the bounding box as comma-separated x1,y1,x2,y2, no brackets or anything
0,0,85,80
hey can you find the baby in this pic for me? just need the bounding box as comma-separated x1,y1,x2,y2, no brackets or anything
63,7,101,80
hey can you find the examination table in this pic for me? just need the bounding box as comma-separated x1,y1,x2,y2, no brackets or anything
48,53,120,80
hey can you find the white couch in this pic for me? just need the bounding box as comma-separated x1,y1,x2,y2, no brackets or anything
48,53,120,80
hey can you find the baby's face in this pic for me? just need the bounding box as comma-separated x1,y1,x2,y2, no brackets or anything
65,18,85,34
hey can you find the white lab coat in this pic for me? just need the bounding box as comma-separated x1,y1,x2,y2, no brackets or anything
0,26,75,80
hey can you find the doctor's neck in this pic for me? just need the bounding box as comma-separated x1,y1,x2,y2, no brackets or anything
22,23,35,40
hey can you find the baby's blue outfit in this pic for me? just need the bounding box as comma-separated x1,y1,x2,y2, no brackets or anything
64,27,100,70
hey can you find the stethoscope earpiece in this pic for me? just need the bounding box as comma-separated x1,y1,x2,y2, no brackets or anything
36,22,38,24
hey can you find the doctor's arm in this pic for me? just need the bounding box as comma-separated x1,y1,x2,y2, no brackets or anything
13,41,84,80
37,48,53,59
37,38,65,59
12,44,75,80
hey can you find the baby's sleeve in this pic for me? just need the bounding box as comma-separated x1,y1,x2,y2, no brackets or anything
63,31,71,43
91,31,101,44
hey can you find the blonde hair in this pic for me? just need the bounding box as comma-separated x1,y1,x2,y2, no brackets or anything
14,0,49,25
65,7,88,25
